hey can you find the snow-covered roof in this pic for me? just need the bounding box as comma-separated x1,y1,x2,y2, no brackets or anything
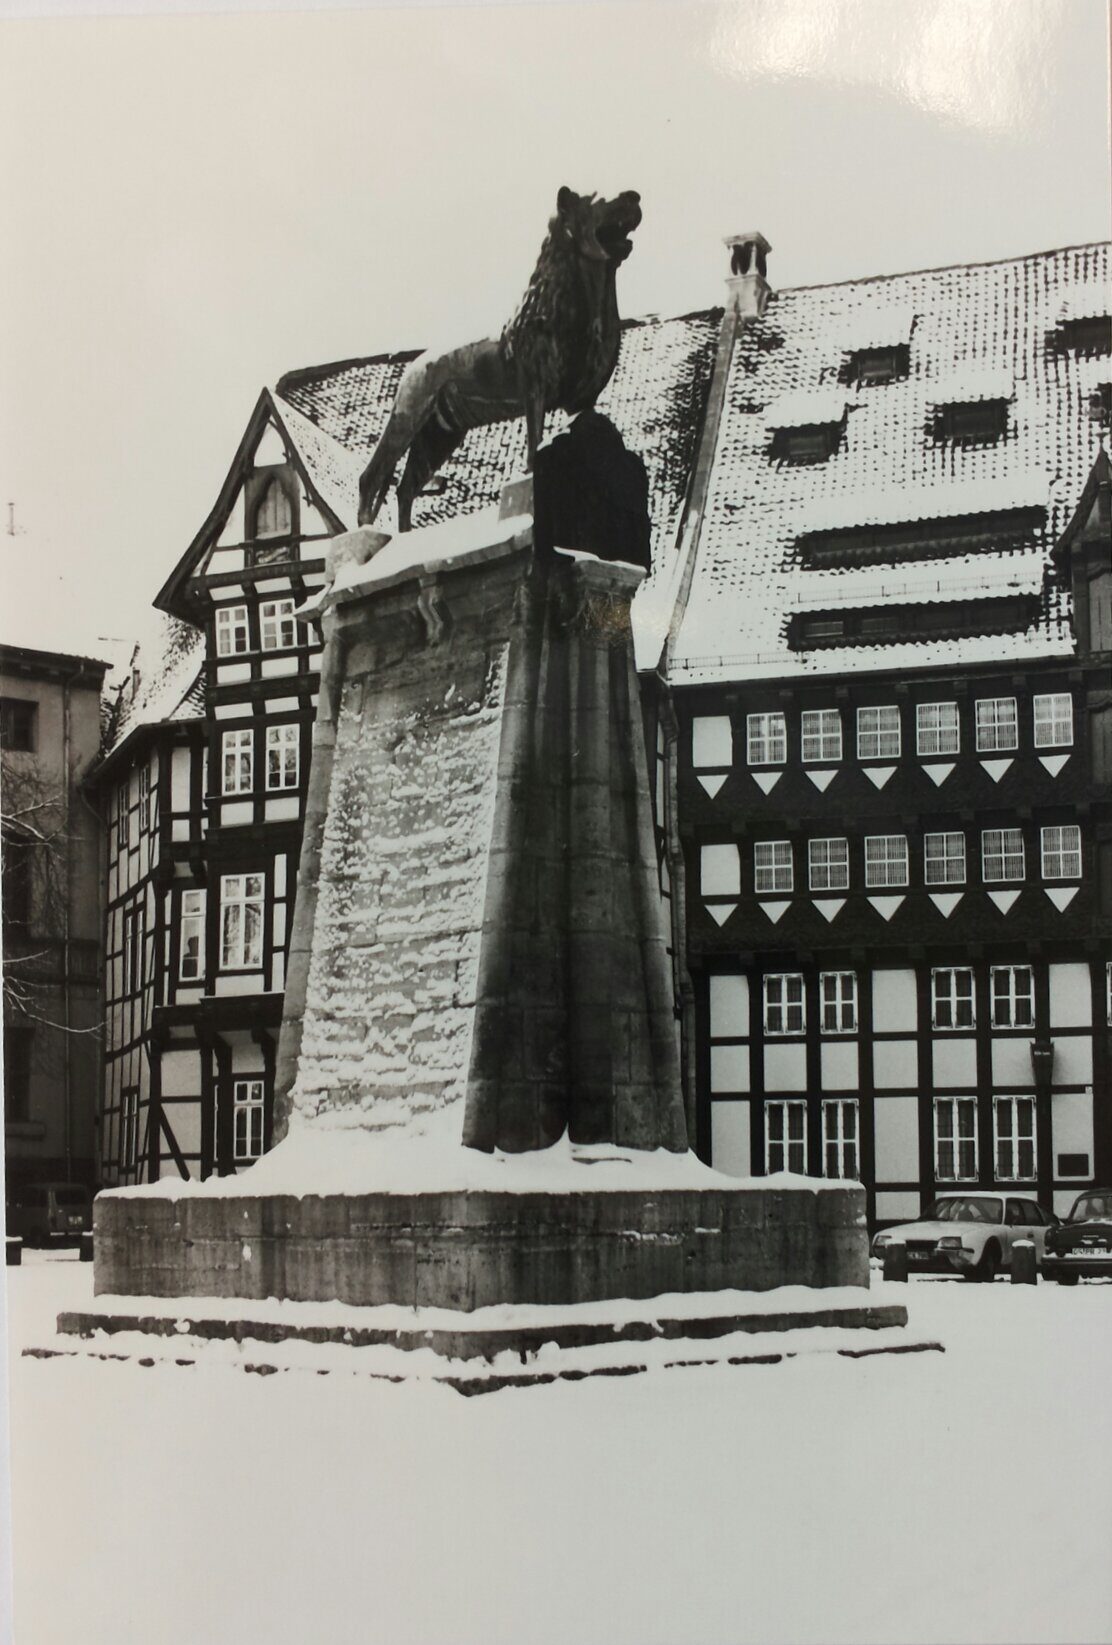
102,611,204,763
669,241,1109,684
1057,286,1110,324
764,389,849,429
926,363,1016,405
274,394,366,530
835,302,916,351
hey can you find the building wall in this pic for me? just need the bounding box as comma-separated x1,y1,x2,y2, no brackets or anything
2,649,107,1189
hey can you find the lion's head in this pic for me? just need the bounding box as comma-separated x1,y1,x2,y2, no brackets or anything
551,186,642,265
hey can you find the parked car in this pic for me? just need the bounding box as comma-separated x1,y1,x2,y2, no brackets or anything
872,1192,1058,1281
1041,1189,1112,1284
5,1181,92,1246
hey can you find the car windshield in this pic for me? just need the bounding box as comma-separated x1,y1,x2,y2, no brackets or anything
922,1197,1003,1225
52,1188,88,1207
1070,1191,1112,1223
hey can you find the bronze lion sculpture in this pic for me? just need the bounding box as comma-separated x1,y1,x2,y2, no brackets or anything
357,187,642,531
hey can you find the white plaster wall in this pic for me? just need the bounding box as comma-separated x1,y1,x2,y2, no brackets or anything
873,1039,917,1089
1052,1090,1094,1164
216,488,244,545
1052,1036,1094,1086
991,1037,1034,1088
160,1049,200,1099
710,1044,749,1094
165,1100,202,1157
873,1096,920,1183
932,1038,977,1088
875,1190,921,1221
709,974,748,1038
873,968,917,1032
701,844,740,896
1049,962,1092,1028
711,1102,751,1178
821,1040,859,1090
692,715,732,768
764,1043,807,1092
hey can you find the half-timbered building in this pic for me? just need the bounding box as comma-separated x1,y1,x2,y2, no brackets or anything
94,237,1111,1223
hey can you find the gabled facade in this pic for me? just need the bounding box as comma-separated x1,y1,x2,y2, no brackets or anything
95,238,1111,1224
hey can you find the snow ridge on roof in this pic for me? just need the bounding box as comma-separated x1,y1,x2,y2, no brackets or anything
103,613,204,761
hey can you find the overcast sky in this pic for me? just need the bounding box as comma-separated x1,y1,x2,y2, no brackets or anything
0,0,1108,662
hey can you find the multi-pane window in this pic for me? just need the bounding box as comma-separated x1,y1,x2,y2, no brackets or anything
865,834,908,888
924,831,966,885
117,783,130,849
990,965,1034,1028
981,828,1025,883
1041,824,1081,879
233,1078,266,1163
121,1088,139,1173
994,1097,1036,1182
754,840,793,893
220,873,265,970
801,709,842,763
822,1099,859,1179
179,890,205,982
766,1100,807,1174
856,705,901,760
1033,693,1073,748
820,971,857,1033
266,724,300,791
809,838,849,892
746,712,787,766
916,701,960,756
935,1097,977,1181
763,973,805,1035
215,604,250,657
932,967,974,1030
221,729,254,795
260,599,297,652
0,697,36,752
975,697,1018,753
138,766,151,832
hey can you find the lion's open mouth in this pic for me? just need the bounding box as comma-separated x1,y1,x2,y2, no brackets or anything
595,192,642,261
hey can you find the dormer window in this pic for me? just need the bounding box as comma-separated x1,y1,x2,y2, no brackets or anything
255,478,292,538
1055,315,1111,358
843,344,909,387
245,468,297,566
766,390,848,467
932,398,1008,443
1089,383,1111,427
772,422,843,463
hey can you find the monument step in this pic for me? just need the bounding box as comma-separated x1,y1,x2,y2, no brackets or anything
27,1316,942,1395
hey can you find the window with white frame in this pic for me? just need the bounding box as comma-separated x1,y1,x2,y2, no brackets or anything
822,1099,859,1179
260,598,297,652
994,1096,1036,1181
820,971,857,1033
935,1096,977,1181
179,890,205,982
121,1087,139,1172
746,712,787,766
220,873,265,970
856,705,900,760
924,831,966,885
801,708,842,763
221,728,254,795
975,697,1018,753
215,604,250,657
981,827,1025,883
809,837,849,891
916,701,960,756
138,765,151,832
754,840,793,894
1041,824,1081,879
233,1078,266,1163
932,967,974,1030
766,1099,807,1174
266,723,300,791
763,973,805,1035
990,965,1034,1028
865,834,908,888
117,783,130,849
1033,693,1073,749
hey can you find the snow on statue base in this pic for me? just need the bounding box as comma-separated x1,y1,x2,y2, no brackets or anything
94,488,870,1311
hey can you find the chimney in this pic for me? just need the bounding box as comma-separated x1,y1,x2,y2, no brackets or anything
724,232,772,320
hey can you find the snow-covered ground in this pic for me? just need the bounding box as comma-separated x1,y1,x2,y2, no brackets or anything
5,1253,1110,1645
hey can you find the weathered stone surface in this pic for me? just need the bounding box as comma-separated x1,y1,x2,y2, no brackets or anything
93,1182,869,1310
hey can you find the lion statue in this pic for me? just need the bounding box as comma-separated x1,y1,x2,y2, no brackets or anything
357,187,642,531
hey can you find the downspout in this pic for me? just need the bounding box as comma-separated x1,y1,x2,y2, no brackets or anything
656,232,772,1156
61,666,77,1180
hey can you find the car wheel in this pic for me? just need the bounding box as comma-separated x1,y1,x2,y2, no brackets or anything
975,1242,1000,1283
1055,1271,1079,1286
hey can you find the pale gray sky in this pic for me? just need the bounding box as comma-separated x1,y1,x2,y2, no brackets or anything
0,0,1108,661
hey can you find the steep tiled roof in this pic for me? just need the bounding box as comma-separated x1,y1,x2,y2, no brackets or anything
669,242,1110,683
102,613,204,764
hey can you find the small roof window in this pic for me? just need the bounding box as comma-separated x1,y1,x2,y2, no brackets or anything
766,390,848,465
